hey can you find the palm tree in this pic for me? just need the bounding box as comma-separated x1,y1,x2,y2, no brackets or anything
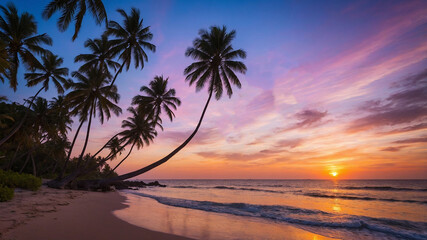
106,25,246,182
25,53,70,96
64,68,121,171
0,40,8,81
105,136,124,160
109,107,157,173
0,2,52,90
49,95,73,138
42,0,107,41
106,7,156,86
132,75,181,129
74,34,120,76
0,96,13,128
0,53,68,147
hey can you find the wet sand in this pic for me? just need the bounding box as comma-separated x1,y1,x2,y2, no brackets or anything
1,186,190,240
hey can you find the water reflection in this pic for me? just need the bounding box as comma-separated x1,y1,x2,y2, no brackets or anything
115,193,337,240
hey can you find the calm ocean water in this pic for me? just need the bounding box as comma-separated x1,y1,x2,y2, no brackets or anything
118,179,427,240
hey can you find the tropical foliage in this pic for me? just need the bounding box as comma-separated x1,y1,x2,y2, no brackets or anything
0,1,246,190
43,0,107,41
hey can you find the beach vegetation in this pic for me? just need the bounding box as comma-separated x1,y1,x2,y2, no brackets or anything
0,1,246,190
0,184,14,202
0,169,41,191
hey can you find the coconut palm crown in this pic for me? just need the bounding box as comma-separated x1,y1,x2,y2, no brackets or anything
0,3,52,91
25,53,70,94
184,25,247,100
42,0,107,41
132,75,181,128
106,7,156,86
74,34,120,76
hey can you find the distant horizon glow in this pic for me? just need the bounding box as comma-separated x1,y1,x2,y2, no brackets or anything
2,0,427,179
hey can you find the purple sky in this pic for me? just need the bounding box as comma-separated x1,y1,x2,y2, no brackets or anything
2,0,427,179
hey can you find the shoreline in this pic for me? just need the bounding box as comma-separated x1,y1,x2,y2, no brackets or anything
1,186,190,240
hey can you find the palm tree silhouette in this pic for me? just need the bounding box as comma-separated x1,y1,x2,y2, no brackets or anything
0,53,68,146
64,68,121,171
106,7,156,86
74,34,120,77
106,25,246,182
110,107,157,173
0,2,52,91
42,0,107,41
132,75,181,129
0,40,8,82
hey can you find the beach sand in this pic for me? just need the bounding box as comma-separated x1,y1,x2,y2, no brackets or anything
1,186,190,240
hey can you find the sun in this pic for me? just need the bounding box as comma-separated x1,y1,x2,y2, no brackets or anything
329,172,338,177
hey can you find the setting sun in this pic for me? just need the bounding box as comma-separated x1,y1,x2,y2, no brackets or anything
330,172,338,177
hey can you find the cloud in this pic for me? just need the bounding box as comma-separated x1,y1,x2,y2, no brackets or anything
347,107,427,133
280,109,328,133
347,69,427,133
393,137,427,144
381,146,407,152
391,68,427,88
196,151,268,162
159,127,222,145
380,123,427,135
245,90,275,113
275,138,304,149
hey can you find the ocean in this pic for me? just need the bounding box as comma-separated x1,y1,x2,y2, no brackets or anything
115,179,427,240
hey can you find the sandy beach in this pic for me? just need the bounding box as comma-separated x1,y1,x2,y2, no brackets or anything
0,186,190,240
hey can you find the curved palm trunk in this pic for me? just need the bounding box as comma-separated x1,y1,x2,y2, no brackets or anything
19,154,31,174
91,133,120,159
104,90,213,183
76,104,95,167
0,86,44,146
109,61,125,87
7,143,21,170
60,119,85,178
109,142,135,174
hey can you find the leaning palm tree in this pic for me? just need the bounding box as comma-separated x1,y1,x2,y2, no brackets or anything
132,75,181,129
63,68,121,174
0,53,68,147
109,107,157,173
74,34,120,76
104,25,246,182
42,0,107,41
105,136,124,160
0,2,52,90
106,7,156,86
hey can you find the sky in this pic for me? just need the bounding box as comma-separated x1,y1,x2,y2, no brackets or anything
1,0,427,179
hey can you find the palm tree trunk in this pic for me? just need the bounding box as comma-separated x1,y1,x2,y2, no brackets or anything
76,103,95,167
105,90,213,182
109,142,135,174
91,133,120,159
19,153,31,174
0,86,44,146
7,143,21,170
60,119,85,178
109,61,125,87
31,154,36,176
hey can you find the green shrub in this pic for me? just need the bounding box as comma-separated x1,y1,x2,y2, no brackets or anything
0,184,14,202
0,170,42,191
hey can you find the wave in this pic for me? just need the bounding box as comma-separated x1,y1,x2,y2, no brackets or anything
213,186,285,193
303,192,427,204
342,186,427,192
170,185,288,194
127,191,427,240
